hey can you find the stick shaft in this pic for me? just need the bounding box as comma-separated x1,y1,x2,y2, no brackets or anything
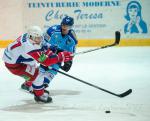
52,68,131,98
73,43,116,56
73,31,120,56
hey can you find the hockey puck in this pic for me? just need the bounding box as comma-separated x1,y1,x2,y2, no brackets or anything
105,110,111,113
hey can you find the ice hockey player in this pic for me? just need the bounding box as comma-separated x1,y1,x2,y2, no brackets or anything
39,15,78,90
3,26,73,103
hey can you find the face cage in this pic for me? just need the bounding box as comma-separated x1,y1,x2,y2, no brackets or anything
29,35,44,45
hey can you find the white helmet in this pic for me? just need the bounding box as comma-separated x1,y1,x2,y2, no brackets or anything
27,26,43,38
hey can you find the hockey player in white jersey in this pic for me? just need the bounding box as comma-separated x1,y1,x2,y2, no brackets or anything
3,26,73,103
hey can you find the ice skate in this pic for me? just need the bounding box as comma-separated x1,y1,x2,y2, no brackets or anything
34,92,52,103
21,83,33,94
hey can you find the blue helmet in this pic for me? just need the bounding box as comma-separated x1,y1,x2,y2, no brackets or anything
61,16,74,26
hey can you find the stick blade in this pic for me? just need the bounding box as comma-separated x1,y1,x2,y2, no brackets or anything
119,89,132,98
115,31,121,45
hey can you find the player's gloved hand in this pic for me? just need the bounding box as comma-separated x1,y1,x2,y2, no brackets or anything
57,51,73,63
42,43,63,54
41,40,51,50
56,48,64,54
60,60,72,72
49,45,58,53
49,45,64,54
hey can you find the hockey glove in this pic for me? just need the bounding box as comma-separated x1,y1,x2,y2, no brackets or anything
49,45,64,54
41,42,61,53
49,45,58,53
57,51,73,63
60,60,72,72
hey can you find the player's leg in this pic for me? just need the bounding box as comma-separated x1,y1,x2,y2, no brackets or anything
39,65,56,92
32,72,53,103
20,64,39,92
5,63,39,92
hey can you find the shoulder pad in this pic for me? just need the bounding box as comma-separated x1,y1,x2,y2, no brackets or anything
51,25,58,30
47,25,60,36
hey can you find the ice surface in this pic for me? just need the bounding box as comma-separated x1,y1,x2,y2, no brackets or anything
0,47,150,121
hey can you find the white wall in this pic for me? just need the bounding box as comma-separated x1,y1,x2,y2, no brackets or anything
0,0,24,40
0,0,150,46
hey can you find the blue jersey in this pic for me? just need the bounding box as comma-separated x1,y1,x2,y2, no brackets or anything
41,25,78,75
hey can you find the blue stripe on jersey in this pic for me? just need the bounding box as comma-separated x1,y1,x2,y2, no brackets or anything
32,84,44,90
43,77,50,84
16,55,34,63
4,51,12,60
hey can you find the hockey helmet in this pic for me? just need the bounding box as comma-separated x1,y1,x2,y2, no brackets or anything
27,26,43,45
61,16,74,26
28,26,43,38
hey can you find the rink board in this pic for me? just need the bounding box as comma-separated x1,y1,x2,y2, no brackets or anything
1,39,150,48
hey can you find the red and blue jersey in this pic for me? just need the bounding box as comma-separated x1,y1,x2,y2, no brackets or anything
3,33,61,67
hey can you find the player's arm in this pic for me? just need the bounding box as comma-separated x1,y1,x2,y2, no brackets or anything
42,26,61,53
41,27,53,50
44,25,58,42
60,30,78,72
27,49,73,67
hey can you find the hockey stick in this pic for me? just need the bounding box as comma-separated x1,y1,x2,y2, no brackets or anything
73,31,121,56
52,68,132,98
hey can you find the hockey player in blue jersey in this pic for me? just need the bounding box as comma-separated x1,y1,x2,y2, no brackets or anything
40,16,78,89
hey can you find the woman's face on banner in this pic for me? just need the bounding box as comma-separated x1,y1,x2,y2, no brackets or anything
128,7,138,20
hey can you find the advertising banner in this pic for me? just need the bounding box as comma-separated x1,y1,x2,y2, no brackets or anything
0,0,150,47
22,0,150,46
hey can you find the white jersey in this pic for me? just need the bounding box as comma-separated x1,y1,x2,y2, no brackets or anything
3,33,41,66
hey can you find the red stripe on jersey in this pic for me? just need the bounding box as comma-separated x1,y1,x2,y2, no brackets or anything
10,37,22,50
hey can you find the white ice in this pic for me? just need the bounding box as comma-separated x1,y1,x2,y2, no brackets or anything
0,47,150,121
